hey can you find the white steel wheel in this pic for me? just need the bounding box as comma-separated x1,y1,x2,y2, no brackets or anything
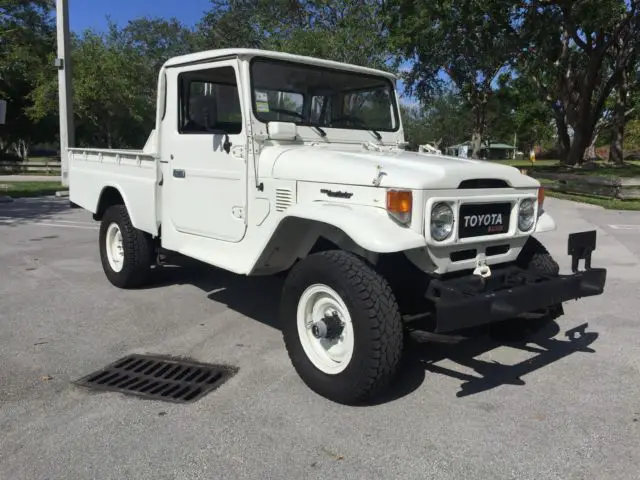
296,284,355,375
105,222,125,273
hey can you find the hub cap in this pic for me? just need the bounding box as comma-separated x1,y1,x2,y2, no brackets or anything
297,284,354,375
105,222,124,272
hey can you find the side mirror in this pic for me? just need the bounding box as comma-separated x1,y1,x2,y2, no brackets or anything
267,121,298,141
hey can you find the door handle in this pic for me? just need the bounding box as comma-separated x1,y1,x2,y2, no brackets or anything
173,169,186,178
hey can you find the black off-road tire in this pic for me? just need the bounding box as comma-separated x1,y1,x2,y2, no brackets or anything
99,204,155,289
517,236,560,276
280,250,404,405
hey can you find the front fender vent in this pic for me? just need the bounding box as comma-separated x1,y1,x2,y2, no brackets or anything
275,188,293,212
458,178,509,189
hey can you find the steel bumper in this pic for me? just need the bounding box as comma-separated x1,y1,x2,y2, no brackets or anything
426,230,607,333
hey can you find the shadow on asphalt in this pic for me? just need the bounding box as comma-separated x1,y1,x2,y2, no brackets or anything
145,255,283,331
144,254,599,404
404,321,597,400
0,197,72,227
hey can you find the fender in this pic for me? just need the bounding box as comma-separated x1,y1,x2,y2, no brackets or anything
535,211,557,233
281,201,427,253
93,182,159,236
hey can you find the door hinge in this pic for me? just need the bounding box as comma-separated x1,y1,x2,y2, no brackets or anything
231,145,244,159
232,206,244,219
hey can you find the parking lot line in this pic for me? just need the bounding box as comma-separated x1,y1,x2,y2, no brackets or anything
34,222,98,230
608,224,640,230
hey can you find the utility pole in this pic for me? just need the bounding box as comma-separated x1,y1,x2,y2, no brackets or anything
55,0,74,187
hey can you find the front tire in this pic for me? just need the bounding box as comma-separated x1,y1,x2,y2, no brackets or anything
490,236,563,338
281,250,404,405
99,204,154,289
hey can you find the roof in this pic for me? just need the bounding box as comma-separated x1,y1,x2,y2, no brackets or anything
162,48,398,79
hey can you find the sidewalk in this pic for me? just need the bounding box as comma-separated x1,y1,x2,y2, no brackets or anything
0,175,60,182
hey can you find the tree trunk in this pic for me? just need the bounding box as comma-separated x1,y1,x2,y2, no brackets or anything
107,119,113,149
471,130,482,159
584,133,598,161
566,128,589,166
470,98,486,159
553,108,571,163
608,71,628,165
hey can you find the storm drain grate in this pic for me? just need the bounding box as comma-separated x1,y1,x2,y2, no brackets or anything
74,354,237,403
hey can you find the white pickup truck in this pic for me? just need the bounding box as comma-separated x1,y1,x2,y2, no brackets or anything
68,48,607,404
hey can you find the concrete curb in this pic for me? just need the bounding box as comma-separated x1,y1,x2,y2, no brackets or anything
55,190,70,198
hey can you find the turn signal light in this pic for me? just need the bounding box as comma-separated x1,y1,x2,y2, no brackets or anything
538,186,545,207
386,189,412,224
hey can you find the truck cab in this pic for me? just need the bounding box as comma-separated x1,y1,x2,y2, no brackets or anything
68,49,607,405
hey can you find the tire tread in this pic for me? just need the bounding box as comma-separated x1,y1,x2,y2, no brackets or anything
281,250,403,404
100,204,154,288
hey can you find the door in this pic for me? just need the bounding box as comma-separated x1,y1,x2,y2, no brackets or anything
163,59,247,243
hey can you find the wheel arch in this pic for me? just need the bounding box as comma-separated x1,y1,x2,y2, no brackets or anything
93,184,158,236
94,186,125,220
249,204,426,275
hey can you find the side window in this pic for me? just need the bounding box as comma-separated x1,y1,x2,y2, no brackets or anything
178,66,242,134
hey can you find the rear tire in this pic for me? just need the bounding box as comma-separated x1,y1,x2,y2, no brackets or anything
99,204,155,288
280,250,404,405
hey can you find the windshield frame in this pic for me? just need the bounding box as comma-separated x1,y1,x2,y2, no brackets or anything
247,56,401,135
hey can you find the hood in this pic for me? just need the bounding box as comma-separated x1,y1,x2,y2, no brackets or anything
264,145,539,190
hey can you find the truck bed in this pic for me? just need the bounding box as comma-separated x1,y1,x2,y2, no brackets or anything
68,147,159,235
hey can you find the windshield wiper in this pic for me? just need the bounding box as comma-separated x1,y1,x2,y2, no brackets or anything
370,128,382,141
310,125,327,138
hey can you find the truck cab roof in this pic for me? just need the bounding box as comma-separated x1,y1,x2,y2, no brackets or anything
161,48,398,80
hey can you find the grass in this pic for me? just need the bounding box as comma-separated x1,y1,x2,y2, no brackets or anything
0,171,59,176
0,181,64,198
545,191,640,210
492,158,640,178
495,159,560,168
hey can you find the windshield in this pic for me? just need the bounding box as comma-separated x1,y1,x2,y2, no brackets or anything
249,57,399,133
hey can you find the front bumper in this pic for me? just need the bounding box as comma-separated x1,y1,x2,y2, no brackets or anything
425,230,607,333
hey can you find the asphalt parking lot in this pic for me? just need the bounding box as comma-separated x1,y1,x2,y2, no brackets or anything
1,196,639,480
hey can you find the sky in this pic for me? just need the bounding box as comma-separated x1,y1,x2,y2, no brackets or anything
66,0,422,107
68,0,211,32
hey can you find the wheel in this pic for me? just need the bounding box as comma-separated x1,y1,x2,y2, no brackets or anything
99,204,155,288
490,236,563,338
516,235,560,275
280,250,404,405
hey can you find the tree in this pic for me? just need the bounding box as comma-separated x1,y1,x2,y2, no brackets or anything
488,75,555,154
198,0,393,69
386,0,524,158
29,17,199,149
517,0,639,165
608,21,640,163
0,0,56,158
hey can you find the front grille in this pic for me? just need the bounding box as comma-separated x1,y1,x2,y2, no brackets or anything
486,244,510,256
458,202,511,238
450,249,476,262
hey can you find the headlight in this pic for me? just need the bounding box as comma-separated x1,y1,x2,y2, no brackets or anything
518,198,535,231
430,202,454,241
